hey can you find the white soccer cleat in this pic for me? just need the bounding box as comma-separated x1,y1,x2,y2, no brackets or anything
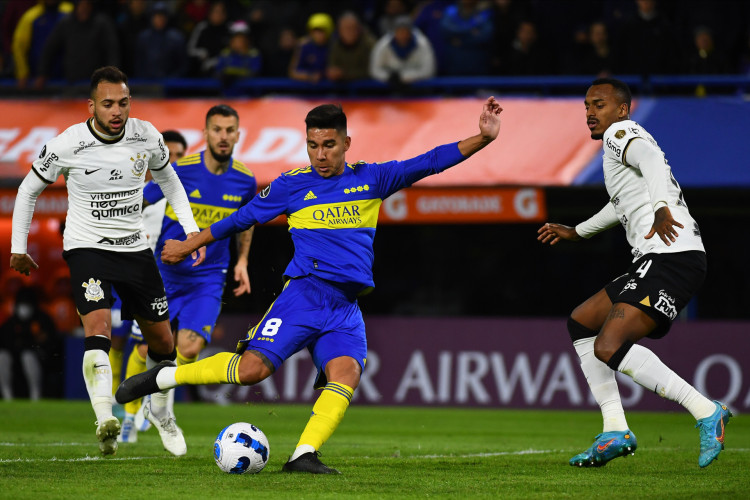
96,416,121,455
134,396,153,432
143,397,186,456
117,415,138,443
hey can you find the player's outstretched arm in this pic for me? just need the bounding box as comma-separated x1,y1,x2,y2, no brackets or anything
163,227,216,265
457,96,502,158
537,223,582,246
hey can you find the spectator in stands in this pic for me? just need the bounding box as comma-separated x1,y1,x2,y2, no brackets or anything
1,0,36,76
327,11,375,82
11,0,73,88
503,20,551,75
376,0,410,36
215,20,262,85
574,21,614,76
615,0,680,75
37,0,120,86
180,0,211,33
262,26,297,77
440,0,494,76
490,0,532,74
413,0,450,74
370,15,435,89
0,287,60,400
43,269,81,337
684,26,730,74
187,0,230,77
289,12,334,83
133,2,187,79
116,0,151,76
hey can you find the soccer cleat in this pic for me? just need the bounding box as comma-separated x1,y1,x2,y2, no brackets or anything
117,415,137,443
696,400,732,468
282,451,341,474
115,360,173,404
96,416,121,455
134,396,153,432
143,397,186,456
569,430,637,467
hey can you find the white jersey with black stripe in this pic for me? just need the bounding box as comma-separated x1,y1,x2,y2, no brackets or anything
31,117,169,252
601,119,704,260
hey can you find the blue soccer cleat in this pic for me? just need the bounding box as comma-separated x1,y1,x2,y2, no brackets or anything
569,430,637,467
696,400,732,468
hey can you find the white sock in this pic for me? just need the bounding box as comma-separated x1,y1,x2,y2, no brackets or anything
20,350,43,401
617,344,716,420
574,338,629,432
155,367,178,390
82,348,113,422
146,354,172,419
290,444,316,461
0,350,14,400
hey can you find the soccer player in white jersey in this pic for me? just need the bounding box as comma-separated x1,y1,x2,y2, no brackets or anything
537,78,731,468
9,66,204,457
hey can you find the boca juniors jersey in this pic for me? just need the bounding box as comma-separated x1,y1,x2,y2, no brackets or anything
144,151,256,280
211,142,466,294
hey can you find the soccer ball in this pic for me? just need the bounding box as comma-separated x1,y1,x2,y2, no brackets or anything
214,422,270,474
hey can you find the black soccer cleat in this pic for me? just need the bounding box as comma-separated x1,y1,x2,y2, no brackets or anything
281,451,341,474
115,360,174,404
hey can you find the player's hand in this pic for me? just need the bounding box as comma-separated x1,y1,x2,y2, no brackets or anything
232,262,251,296
162,239,190,265
10,253,39,276
186,232,206,266
479,96,502,141
537,223,581,246
645,206,683,246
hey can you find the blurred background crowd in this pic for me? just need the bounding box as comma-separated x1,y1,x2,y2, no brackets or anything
2,0,750,93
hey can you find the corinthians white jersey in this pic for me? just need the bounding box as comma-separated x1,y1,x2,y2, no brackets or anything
601,120,704,260
32,118,169,252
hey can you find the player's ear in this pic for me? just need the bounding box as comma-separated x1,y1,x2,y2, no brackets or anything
344,136,351,152
619,102,629,119
88,99,95,116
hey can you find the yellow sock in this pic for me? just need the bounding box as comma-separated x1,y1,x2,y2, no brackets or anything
176,348,199,366
123,345,147,415
109,347,123,395
175,352,241,385
296,382,354,450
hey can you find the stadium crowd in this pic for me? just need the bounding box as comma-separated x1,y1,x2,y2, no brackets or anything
2,0,750,92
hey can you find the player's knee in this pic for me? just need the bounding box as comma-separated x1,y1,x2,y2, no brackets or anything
594,337,634,370
237,351,273,385
325,357,361,390
567,316,598,343
176,332,204,359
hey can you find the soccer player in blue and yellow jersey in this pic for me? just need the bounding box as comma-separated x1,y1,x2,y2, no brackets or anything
118,106,256,446
117,97,503,472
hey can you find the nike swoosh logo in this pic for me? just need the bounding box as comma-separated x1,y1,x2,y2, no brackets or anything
85,169,101,175
716,417,725,444
596,438,616,452
157,309,168,316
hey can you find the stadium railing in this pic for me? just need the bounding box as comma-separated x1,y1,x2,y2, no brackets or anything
1,75,749,98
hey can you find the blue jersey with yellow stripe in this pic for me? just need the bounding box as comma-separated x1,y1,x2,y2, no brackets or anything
144,151,256,280
211,142,465,293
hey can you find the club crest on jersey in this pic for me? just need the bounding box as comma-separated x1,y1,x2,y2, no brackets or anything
130,153,147,177
615,130,626,139
82,278,104,302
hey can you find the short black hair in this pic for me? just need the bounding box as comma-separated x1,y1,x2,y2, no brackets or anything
206,104,239,125
305,104,347,133
90,66,128,97
161,130,187,150
591,77,632,109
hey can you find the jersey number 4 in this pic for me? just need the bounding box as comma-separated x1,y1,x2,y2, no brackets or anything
635,259,653,278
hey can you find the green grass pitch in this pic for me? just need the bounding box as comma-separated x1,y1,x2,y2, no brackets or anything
1,400,747,499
